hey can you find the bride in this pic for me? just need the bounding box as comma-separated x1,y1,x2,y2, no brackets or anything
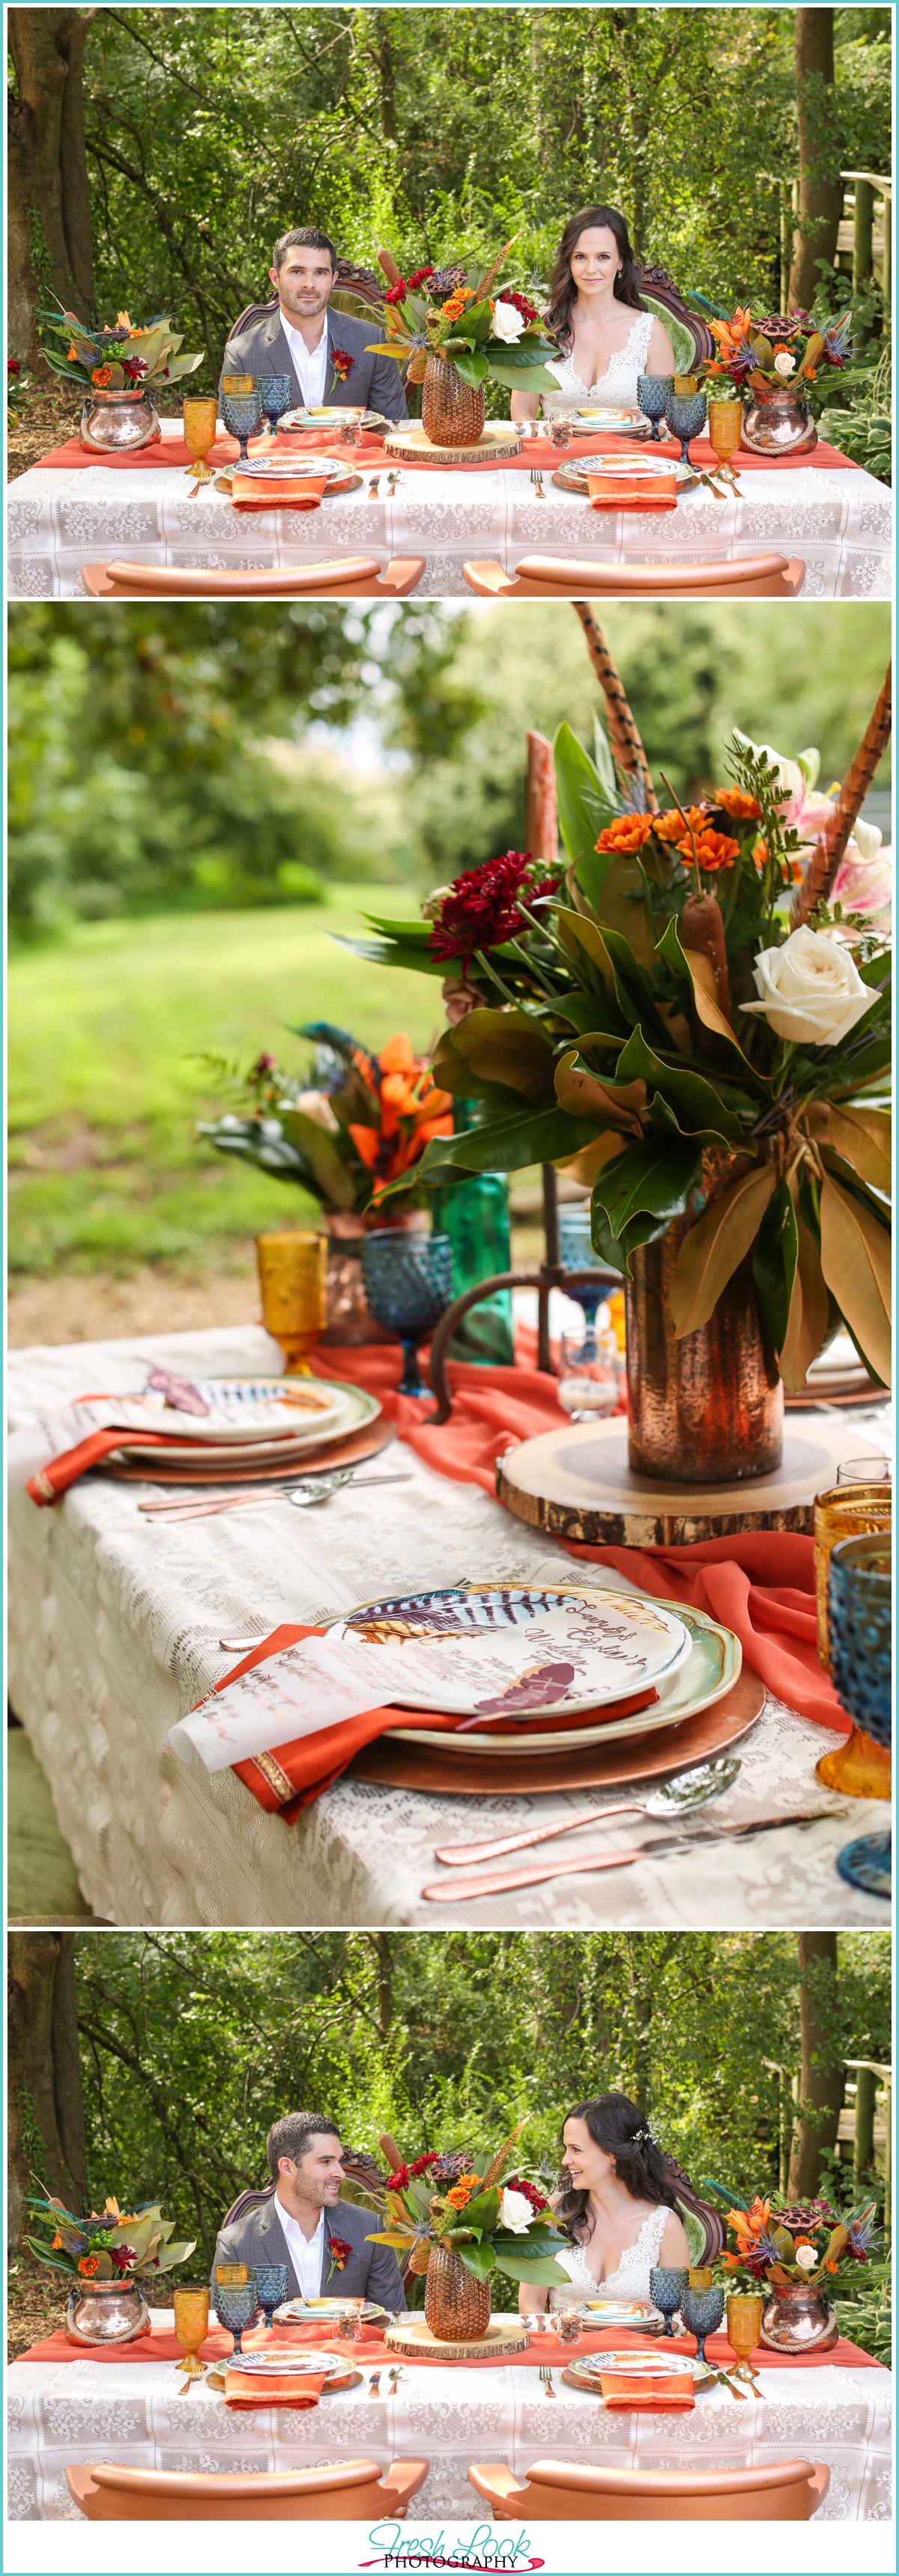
512,205,676,424
518,2092,691,2316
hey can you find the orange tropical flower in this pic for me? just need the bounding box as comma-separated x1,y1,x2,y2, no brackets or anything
52,2234,64,2250
709,306,754,357
91,367,112,387
679,828,741,872
826,2257,839,2273
714,786,761,820
727,2196,772,2255
595,814,656,854
652,805,709,845
77,2255,100,2276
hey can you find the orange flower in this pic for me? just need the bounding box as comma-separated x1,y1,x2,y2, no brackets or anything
67,344,79,362
52,2234,64,2250
727,2196,772,2256
714,786,761,821
595,814,656,854
709,306,754,358
378,1033,417,1077
441,287,474,321
653,805,709,845
826,2258,839,2273
77,2255,100,2276
91,367,112,387
679,828,741,872
446,2173,479,2209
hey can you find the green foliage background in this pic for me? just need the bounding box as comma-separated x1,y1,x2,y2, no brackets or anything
70,1931,890,2322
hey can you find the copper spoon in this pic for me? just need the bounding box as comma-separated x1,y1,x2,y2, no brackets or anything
433,1756,741,1866
422,1811,845,1902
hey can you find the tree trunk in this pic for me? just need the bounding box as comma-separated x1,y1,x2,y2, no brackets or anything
7,1933,88,2250
787,1933,844,2201
787,10,844,310
7,7,97,365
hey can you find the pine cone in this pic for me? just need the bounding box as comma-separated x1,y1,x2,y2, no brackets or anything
407,2237,432,2275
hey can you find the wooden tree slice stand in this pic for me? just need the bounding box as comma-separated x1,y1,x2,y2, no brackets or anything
348,1668,765,1797
497,1416,886,1548
384,2313,529,2361
383,422,522,464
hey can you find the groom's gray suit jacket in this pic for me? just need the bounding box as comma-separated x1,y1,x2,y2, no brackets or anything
218,305,407,418
211,2191,408,2310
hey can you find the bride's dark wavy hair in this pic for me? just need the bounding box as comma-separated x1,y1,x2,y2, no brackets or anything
557,2093,679,2241
545,207,644,350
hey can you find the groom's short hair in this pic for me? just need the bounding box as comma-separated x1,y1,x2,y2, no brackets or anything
273,226,337,273
267,2112,341,2177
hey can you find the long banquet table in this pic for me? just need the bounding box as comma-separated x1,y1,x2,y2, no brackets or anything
7,1322,891,1931
7,2310,892,2521
7,418,892,598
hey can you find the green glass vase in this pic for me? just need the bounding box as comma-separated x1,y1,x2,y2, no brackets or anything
432,1106,513,1364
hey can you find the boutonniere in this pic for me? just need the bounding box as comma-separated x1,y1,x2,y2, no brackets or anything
328,347,353,395
326,2234,351,2283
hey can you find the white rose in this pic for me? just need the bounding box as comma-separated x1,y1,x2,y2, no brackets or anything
794,2244,818,2271
499,2187,534,2235
491,300,526,344
774,349,796,377
740,926,877,1047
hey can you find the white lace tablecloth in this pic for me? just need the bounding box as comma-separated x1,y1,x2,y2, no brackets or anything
8,446,892,598
7,1324,891,1930
7,2318,892,2521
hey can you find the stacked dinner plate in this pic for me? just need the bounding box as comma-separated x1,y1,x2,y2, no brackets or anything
330,1581,741,1755
98,1375,384,1486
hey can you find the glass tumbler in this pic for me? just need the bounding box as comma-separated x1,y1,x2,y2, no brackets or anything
827,1534,892,1894
814,1483,892,1671
650,2264,688,2338
256,1228,327,1373
361,1230,453,1397
637,373,674,440
548,414,573,450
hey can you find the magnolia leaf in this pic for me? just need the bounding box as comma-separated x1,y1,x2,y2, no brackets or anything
491,2249,570,2284
553,724,622,886
820,1173,892,1386
554,1051,646,1130
450,1007,556,1103
591,1138,702,1272
364,2231,418,2248
557,905,617,996
94,2253,114,2277
614,1026,744,1141
671,1164,775,1338
657,919,754,1063
753,1176,799,1355
590,854,654,967
457,2241,496,2279
827,2224,850,2263
153,2239,199,2272
419,1103,598,1182
808,1102,892,1197
778,1209,829,1392
555,1132,629,1189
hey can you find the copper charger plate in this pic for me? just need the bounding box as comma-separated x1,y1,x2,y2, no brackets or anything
102,1415,394,1484
348,1667,765,1796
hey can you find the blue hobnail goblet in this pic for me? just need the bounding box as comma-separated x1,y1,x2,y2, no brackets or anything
680,2280,724,2366
650,2264,688,2339
829,1534,892,1899
664,386,706,469
222,383,264,464
214,2276,259,2357
637,373,673,443
361,1230,454,1398
254,2264,288,2333
258,374,293,440
557,1207,617,1366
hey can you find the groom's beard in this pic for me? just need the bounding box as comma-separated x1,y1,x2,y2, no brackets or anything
279,286,330,326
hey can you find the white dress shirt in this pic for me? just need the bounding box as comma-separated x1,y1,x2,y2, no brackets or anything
279,311,330,408
273,2197,325,2301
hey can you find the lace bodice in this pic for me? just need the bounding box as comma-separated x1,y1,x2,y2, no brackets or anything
548,2203,669,2309
542,309,654,414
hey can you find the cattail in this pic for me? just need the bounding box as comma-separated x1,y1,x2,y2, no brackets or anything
790,665,892,928
526,731,559,864
378,249,404,287
571,606,659,810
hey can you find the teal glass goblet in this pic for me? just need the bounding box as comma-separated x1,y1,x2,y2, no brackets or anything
214,2276,259,2356
681,2280,724,2366
830,1534,892,1900
637,373,673,442
254,2264,288,2333
258,374,293,439
361,1230,453,1397
222,383,264,463
664,386,706,467
650,2264,688,2339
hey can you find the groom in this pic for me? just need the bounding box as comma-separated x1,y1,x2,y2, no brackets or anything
219,227,407,418
211,2112,408,2310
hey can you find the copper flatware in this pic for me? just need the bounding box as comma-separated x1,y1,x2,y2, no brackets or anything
422,1811,847,1902
368,475,381,496
539,2364,556,2397
369,2370,382,2396
433,1755,741,1865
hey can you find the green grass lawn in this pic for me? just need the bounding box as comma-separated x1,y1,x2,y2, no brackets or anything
9,889,438,1275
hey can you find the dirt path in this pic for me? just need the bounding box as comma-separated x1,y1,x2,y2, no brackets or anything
8,1260,262,1349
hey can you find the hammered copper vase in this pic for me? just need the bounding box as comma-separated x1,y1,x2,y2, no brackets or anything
79,386,162,452
422,352,486,447
741,386,817,456
423,2245,491,2342
625,1152,783,1483
760,2280,838,2354
65,2277,150,2345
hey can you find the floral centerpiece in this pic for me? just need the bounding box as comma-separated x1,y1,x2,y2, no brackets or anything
351,668,892,1481
39,296,203,453
366,2127,568,2342
703,2183,878,2354
26,2191,197,2346
371,243,560,446
703,303,855,404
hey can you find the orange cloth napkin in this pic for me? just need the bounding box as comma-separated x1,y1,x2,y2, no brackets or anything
586,470,677,511
230,473,330,511
597,2369,694,2411
224,2363,330,2407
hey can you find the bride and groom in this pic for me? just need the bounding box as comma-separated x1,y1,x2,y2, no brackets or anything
211,2094,693,2316
221,207,675,424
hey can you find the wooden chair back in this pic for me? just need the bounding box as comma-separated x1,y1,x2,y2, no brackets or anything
469,2456,830,2522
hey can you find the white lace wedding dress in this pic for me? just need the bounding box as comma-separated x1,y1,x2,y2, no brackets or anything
548,2203,668,2309
542,309,654,415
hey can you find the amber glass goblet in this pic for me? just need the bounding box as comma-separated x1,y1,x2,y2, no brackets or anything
173,2282,211,2380
813,1483,892,1671
724,2292,763,2381
706,397,743,474
256,1229,328,1373
182,395,219,483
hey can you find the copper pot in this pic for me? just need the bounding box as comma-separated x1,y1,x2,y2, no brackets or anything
79,386,162,452
65,2277,150,2344
422,352,486,448
625,1151,783,1483
423,2244,491,2342
741,385,817,457
760,2279,838,2353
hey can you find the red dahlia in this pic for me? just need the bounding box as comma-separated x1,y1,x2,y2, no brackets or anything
384,280,408,306
407,267,435,291
429,852,561,967
503,2175,548,2213
409,2151,441,2178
